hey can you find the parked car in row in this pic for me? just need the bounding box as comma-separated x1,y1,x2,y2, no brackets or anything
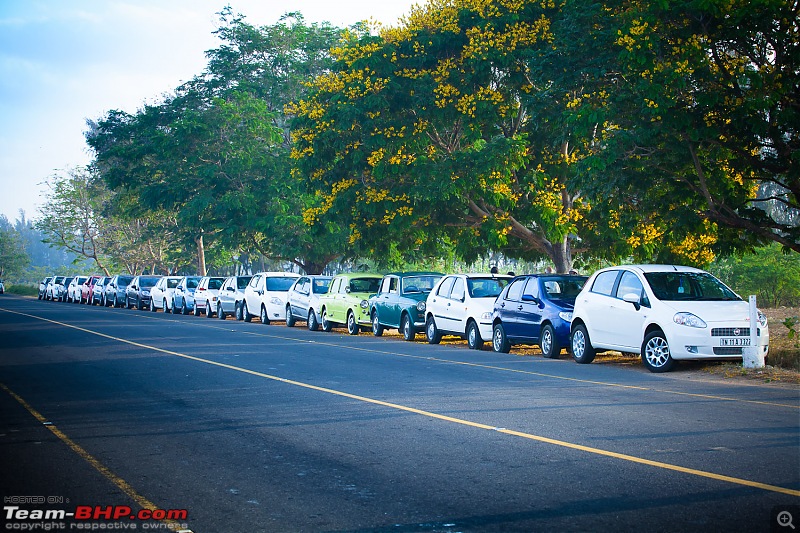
57,277,74,302
242,272,301,324
425,273,512,349
569,265,770,372
491,274,588,357
370,272,444,340
318,273,383,334
103,275,133,307
91,277,110,305
286,275,332,329
66,276,88,303
173,276,202,315
215,275,253,320
125,275,161,310
149,276,183,313
0,279,4,294
193,276,226,317
80,276,102,304
38,277,52,299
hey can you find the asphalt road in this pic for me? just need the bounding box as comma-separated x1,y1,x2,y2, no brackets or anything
1,294,798,533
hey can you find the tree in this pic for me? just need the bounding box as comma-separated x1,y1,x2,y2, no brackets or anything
588,0,799,253
35,167,114,276
88,11,350,274
0,215,29,279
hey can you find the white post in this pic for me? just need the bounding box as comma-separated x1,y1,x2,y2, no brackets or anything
742,295,764,369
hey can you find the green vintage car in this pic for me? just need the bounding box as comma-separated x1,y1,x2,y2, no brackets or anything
319,273,383,335
369,271,444,341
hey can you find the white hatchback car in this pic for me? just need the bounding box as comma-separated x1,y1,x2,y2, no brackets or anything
425,273,511,349
193,276,226,317
242,272,301,324
149,276,183,312
570,265,769,372
286,275,332,329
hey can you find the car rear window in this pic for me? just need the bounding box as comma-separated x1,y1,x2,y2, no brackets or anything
208,278,224,290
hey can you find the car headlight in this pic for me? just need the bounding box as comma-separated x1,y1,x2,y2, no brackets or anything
673,312,707,328
417,301,426,312
270,297,282,306
360,300,369,309
757,310,768,328
480,312,492,321
558,311,573,322
142,290,150,296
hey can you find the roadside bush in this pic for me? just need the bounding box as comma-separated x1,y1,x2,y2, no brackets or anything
5,284,37,297
709,244,800,307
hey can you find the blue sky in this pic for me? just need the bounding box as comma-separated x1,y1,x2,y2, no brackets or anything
0,0,419,222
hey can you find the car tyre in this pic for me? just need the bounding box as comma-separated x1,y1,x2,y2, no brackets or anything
217,303,226,320
182,301,189,315
138,298,145,311
308,310,319,331
426,316,442,344
150,299,156,312
371,312,384,337
539,324,561,359
260,305,270,325
235,302,244,321
466,320,483,350
243,302,253,322
641,330,675,373
346,311,360,335
193,304,200,316
401,314,416,341
492,323,511,353
286,305,296,327
570,324,595,364
205,301,213,318
321,308,333,332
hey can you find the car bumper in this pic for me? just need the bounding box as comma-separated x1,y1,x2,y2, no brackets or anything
667,321,769,360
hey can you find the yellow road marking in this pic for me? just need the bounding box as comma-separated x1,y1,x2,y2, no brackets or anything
2,307,799,498
133,308,800,410
0,383,193,533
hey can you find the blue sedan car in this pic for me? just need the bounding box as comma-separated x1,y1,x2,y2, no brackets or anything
491,274,588,357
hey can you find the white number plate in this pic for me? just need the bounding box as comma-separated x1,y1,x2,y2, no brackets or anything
720,337,751,347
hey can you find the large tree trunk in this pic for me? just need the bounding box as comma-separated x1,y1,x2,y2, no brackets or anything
196,232,207,276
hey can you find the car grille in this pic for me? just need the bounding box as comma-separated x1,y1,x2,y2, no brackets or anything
713,347,743,356
711,328,760,337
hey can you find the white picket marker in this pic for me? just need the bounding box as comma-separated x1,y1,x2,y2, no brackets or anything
742,295,764,369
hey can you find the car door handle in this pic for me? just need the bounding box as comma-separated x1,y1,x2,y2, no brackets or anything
517,305,523,310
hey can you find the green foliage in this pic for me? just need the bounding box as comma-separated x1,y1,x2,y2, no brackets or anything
5,284,38,296
783,317,799,347
709,244,800,307
0,215,30,278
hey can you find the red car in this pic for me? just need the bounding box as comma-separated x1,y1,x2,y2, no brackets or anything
81,276,103,304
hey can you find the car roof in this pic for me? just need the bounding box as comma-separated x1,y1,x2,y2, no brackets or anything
598,264,705,274
383,271,444,277
333,272,383,279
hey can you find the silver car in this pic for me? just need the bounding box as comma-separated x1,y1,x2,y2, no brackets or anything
173,276,201,315
216,275,252,320
286,275,332,329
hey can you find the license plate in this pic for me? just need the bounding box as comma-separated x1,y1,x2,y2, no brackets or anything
720,337,751,347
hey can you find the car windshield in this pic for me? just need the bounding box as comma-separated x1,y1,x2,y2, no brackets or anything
76,277,88,284
313,279,331,294
166,278,180,288
186,278,200,289
349,278,381,293
207,278,224,290
237,276,252,290
117,276,134,286
467,277,509,298
140,277,160,288
541,276,587,301
402,275,442,294
644,272,740,301
266,277,297,292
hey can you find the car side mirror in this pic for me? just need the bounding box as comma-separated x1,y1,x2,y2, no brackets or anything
521,294,539,304
622,292,641,311
227,287,234,291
